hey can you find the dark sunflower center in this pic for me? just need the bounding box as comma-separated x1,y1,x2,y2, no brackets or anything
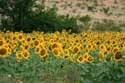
0,41,3,46
40,49,46,56
115,52,122,59
0,48,7,55
54,49,59,55
79,57,83,61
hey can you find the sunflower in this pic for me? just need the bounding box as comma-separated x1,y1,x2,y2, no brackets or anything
87,55,94,63
99,44,106,51
114,52,122,62
39,48,47,58
17,33,23,41
69,56,75,62
16,58,21,62
35,46,41,53
51,42,62,49
106,56,112,61
98,51,104,60
73,46,80,54
112,47,119,54
23,44,30,51
16,52,23,60
0,39,5,46
41,55,48,61
82,52,89,60
86,44,93,50
33,40,40,47
52,48,61,56
11,35,17,41
0,46,9,58
111,39,117,46
20,38,26,44
106,46,112,52
26,36,32,42
77,56,85,63
63,49,70,59
22,50,30,60
96,40,101,46
11,42,18,52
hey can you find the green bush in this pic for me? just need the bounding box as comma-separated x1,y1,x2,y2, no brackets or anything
0,0,78,33
92,20,122,32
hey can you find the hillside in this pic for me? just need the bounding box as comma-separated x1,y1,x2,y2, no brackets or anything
41,0,125,23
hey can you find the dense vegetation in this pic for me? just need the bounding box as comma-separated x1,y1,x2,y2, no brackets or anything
0,31,125,83
0,0,125,83
0,0,78,33
0,0,124,33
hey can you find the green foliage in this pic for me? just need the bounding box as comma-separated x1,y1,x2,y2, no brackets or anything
92,20,122,32
0,0,78,33
79,15,92,24
87,6,96,12
0,48,125,83
0,49,80,83
78,61,125,83
0,0,36,31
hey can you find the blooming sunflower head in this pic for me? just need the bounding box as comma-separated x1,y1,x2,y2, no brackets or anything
52,48,61,57
0,47,9,58
114,52,123,62
39,48,47,58
87,55,94,63
22,50,30,60
77,56,85,63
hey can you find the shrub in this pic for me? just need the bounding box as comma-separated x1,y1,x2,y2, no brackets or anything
0,0,78,33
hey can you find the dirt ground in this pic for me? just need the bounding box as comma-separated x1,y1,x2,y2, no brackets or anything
39,0,125,23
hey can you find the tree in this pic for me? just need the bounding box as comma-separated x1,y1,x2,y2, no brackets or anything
0,0,78,33
0,0,36,31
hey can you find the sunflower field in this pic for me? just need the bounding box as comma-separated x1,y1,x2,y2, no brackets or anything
0,30,125,83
